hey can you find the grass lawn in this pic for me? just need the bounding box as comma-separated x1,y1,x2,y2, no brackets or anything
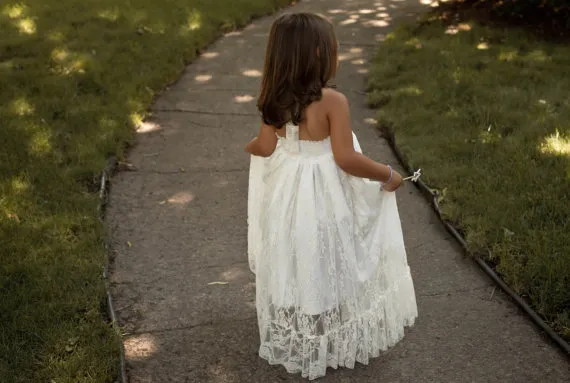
0,0,290,381
368,17,570,337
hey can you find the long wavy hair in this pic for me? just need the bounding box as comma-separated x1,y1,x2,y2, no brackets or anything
257,13,338,128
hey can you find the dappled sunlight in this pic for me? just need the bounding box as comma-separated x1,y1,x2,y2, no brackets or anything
167,191,194,205
195,74,212,83
29,130,52,156
364,117,378,125
124,333,157,361
328,9,347,14
98,8,120,21
3,4,36,34
338,46,365,63
242,69,262,77
359,9,376,14
357,68,369,74
181,10,201,35
351,59,366,65
11,177,29,193
445,26,459,35
2,4,26,18
477,42,490,50
540,132,570,157
50,48,90,75
444,22,474,35
136,121,161,134
234,94,254,103
10,97,35,116
130,112,144,128
364,19,390,28
201,52,219,59
396,85,423,96
405,37,423,49
340,18,358,26
17,17,36,34
225,31,242,37
51,48,69,62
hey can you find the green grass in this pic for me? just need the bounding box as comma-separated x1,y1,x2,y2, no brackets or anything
0,0,290,381
368,19,570,337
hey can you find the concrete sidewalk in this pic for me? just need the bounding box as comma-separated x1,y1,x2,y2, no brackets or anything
107,0,569,381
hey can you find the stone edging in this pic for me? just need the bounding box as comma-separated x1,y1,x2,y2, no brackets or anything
98,156,128,383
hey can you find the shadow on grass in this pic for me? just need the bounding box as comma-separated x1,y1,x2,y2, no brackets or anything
434,0,570,41
0,0,291,381
367,16,570,338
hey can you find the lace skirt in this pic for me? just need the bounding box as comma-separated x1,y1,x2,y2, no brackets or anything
248,135,418,380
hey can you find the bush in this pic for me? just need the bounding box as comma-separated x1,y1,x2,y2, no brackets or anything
485,0,570,28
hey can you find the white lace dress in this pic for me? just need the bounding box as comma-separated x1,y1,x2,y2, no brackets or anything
248,123,417,380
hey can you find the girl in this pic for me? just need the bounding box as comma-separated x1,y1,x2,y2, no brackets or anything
246,12,417,380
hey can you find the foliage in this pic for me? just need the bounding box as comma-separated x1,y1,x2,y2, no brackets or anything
368,20,570,338
0,0,290,381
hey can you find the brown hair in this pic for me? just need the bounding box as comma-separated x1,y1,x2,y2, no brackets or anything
257,13,338,128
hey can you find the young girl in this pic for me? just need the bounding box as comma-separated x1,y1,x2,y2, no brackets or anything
246,12,417,380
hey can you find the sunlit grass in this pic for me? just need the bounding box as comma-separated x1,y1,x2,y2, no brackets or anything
540,132,570,156
0,0,291,381
369,19,570,338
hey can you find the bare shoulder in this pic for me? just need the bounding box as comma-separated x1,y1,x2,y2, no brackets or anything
321,88,349,109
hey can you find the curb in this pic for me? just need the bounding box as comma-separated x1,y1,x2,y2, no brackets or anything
98,156,128,383
381,129,570,357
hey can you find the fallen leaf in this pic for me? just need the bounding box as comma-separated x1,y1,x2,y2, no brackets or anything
159,200,166,205
127,241,132,248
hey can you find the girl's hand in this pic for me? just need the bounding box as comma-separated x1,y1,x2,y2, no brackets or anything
382,170,403,192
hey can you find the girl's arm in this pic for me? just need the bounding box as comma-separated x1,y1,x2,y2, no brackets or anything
326,90,402,191
245,122,278,157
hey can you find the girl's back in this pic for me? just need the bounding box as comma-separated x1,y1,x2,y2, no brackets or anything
274,88,336,142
